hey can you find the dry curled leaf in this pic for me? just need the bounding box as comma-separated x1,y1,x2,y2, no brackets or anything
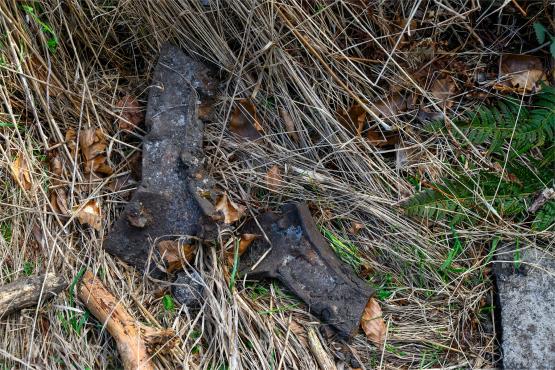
279,107,299,142
79,128,113,175
10,153,32,191
226,234,257,266
73,199,101,230
265,165,282,191
349,222,364,235
338,104,366,135
116,95,144,131
500,54,545,92
360,297,386,346
50,189,69,216
367,129,400,147
158,240,196,273
215,193,246,224
430,76,456,108
370,93,413,119
65,128,77,155
229,99,263,139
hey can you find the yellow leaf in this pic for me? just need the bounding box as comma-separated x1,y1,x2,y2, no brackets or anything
73,199,102,231
10,153,32,191
215,193,245,224
360,297,386,346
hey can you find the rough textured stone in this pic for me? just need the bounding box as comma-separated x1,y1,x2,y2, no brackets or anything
172,270,205,309
239,202,374,338
494,245,555,369
104,44,217,273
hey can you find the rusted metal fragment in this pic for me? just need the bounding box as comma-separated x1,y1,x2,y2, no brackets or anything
239,202,374,338
104,44,217,272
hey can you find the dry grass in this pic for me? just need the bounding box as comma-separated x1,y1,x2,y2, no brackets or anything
0,0,552,368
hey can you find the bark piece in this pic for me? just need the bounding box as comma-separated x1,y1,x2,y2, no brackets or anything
78,270,176,370
239,202,374,338
103,44,218,273
0,273,66,318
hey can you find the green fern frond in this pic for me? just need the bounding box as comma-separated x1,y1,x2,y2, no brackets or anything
532,200,555,231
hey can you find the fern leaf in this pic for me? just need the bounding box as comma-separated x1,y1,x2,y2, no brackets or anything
532,200,555,231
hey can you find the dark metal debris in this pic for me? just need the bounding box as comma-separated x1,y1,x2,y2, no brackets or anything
103,44,217,272
172,270,205,309
105,44,374,339
239,202,374,338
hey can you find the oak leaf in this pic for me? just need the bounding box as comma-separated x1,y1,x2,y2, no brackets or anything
500,54,545,92
116,95,144,131
79,128,113,175
229,99,262,139
215,193,246,224
158,240,196,273
73,199,101,230
360,297,386,346
226,234,257,266
10,153,32,191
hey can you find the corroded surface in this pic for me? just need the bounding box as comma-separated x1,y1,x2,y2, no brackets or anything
104,44,216,273
240,203,374,338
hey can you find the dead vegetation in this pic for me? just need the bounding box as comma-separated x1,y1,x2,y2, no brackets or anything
0,0,554,368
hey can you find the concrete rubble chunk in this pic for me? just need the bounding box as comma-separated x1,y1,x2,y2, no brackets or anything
104,44,217,273
494,245,555,369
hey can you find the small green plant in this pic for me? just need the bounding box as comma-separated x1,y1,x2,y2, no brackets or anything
58,268,89,335
162,294,175,312
321,227,362,271
405,86,555,231
23,261,34,276
21,4,58,53
533,22,555,57
0,223,11,242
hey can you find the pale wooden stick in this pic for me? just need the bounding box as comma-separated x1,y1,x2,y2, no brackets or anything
0,273,66,318
307,327,337,370
78,270,176,370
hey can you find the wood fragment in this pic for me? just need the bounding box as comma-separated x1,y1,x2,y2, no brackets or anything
78,270,176,370
307,327,337,370
0,273,66,318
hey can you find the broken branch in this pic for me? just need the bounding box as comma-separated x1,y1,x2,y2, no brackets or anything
78,270,176,370
0,273,66,318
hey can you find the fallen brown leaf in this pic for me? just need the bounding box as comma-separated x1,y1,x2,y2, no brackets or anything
73,199,101,230
226,234,257,266
65,128,77,155
230,99,263,139
79,128,113,175
430,76,456,108
158,240,196,273
215,193,246,224
265,165,282,191
349,222,364,234
367,129,400,147
370,93,413,119
10,153,32,191
50,189,69,216
360,297,386,346
338,104,366,135
500,54,545,92
116,95,144,131
279,108,299,142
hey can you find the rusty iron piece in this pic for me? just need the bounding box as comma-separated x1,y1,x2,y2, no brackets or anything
239,202,374,338
104,44,217,273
